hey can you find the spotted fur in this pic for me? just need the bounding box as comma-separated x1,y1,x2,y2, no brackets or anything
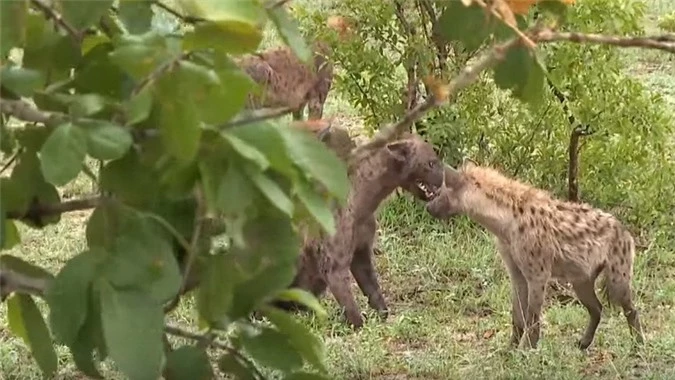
235,41,333,120
426,160,645,350
281,134,444,329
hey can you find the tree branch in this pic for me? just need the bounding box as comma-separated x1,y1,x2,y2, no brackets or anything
7,196,101,222
0,269,49,302
220,106,295,128
30,0,83,44
352,36,523,158
0,98,66,127
534,29,675,54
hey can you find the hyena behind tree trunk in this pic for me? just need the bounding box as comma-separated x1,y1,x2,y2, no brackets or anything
235,41,333,121
425,160,645,350
282,133,444,329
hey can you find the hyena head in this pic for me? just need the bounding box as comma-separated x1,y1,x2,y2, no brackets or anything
385,134,444,202
425,160,474,219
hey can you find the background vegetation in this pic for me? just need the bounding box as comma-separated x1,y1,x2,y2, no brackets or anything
1,0,674,379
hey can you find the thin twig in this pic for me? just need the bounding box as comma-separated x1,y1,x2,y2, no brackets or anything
152,1,204,23
131,52,192,97
221,106,295,129
30,0,83,44
7,196,102,221
0,148,23,175
534,29,675,54
166,187,205,313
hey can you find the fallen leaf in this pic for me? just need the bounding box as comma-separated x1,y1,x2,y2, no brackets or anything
482,329,496,339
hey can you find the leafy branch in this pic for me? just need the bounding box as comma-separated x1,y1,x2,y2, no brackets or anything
352,35,524,160
29,0,82,43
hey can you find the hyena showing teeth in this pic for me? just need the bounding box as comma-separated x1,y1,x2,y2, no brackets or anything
281,134,444,329
425,159,645,350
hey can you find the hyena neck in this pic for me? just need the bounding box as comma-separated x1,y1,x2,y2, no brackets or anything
460,188,516,239
348,149,403,221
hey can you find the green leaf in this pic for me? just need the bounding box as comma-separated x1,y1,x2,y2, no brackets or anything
240,327,304,373
173,58,251,125
45,250,102,346
493,45,547,108
248,168,294,217
197,252,237,325
222,132,270,170
180,0,266,54
59,0,115,30
0,65,46,96
108,33,174,80
118,0,154,34
7,294,59,378
99,281,164,380
8,151,61,226
271,288,327,319
1,219,21,250
266,4,311,63
154,72,202,164
69,93,107,118
279,126,349,203
74,41,131,99
124,86,153,125
218,353,256,380
70,287,106,378
86,201,129,250
0,0,28,56
22,13,80,83
102,215,181,303
263,307,327,373
100,150,160,206
164,346,214,380
228,122,296,178
230,266,297,320
295,180,335,235
437,2,492,53
39,122,88,186
84,121,133,161
0,255,54,283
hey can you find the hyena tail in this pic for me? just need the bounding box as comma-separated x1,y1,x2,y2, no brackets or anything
599,229,637,309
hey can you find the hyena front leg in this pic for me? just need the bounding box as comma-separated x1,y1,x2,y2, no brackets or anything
523,276,548,349
350,244,388,319
498,245,528,348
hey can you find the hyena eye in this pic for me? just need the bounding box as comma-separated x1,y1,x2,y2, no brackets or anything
427,161,435,168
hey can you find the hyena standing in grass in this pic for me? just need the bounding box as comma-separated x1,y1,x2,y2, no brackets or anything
425,160,645,350
277,133,444,329
235,41,333,121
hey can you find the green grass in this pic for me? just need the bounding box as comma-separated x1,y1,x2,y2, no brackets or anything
2,175,675,379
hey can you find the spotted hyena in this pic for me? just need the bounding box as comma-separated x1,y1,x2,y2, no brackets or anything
279,133,444,329
236,41,333,121
425,159,645,350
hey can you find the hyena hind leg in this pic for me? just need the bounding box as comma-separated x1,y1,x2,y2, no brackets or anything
571,278,603,349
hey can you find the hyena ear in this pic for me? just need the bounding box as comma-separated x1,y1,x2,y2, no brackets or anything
444,164,463,187
385,140,412,163
461,157,478,170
